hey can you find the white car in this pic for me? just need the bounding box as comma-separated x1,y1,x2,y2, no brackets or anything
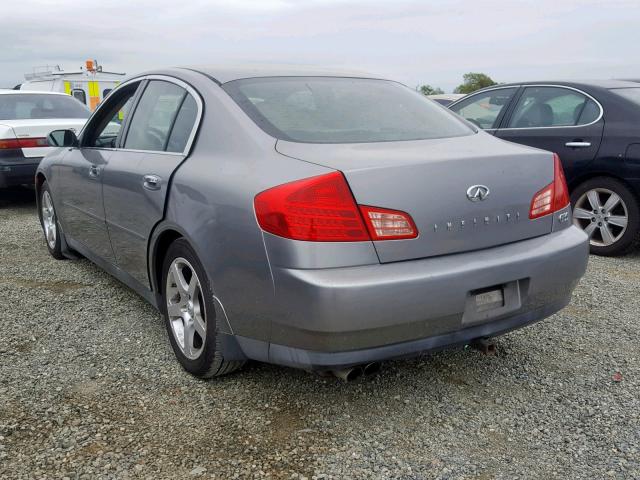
0,90,90,188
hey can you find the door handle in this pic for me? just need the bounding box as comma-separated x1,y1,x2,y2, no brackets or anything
565,141,591,148
143,174,162,190
88,165,100,178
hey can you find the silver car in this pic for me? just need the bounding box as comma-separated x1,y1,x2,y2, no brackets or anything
37,66,589,379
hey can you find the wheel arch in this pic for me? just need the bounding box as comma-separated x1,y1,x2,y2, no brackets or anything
34,172,46,210
148,225,185,295
568,171,640,204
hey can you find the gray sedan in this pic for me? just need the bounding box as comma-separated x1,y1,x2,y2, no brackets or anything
37,66,589,379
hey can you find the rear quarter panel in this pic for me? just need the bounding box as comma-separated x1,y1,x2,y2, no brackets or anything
157,71,341,342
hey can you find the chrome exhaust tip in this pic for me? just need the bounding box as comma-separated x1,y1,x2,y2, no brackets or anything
332,366,364,382
362,362,381,376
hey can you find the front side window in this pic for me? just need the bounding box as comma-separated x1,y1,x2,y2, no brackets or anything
83,83,139,148
0,94,90,120
124,80,187,152
507,86,599,128
449,87,517,129
222,77,472,143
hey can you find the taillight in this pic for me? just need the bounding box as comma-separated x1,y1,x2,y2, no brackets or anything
254,172,370,241
529,153,570,219
254,172,419,242
0,137,48,149
359,205,418,240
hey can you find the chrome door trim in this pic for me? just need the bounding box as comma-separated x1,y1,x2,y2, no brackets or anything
78,73,204,157
498,84,604,131
448,85,522,109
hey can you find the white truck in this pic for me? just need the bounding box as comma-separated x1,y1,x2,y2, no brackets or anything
19,60,126,111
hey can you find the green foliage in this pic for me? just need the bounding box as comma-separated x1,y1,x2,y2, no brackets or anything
418,84,445,96
454,73,498,94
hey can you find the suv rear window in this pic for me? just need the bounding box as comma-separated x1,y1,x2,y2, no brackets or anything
222,77,473,143
0,94,90,120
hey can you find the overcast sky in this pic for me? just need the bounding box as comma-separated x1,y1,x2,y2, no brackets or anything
3,0,639,91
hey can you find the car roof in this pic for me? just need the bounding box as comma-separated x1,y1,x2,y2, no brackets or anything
476,79,640,91
185,64,385,84
0,89,71,96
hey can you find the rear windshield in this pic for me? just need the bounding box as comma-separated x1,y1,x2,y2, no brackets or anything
222,77,473,143
612,87,640,105
0,94,91,120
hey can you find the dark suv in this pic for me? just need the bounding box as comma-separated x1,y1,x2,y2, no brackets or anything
450,80,640,256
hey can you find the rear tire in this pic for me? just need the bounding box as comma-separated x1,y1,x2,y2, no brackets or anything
38,181,66,260
571,177,640,256
161,238,245,378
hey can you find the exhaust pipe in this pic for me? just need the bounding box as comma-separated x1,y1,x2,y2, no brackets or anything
362,362,381,377
469,338,497,356
331,366,364,382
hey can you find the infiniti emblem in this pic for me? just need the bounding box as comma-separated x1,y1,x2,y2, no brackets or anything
466,185,490,202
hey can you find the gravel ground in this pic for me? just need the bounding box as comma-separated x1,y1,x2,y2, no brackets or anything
0,186,639,480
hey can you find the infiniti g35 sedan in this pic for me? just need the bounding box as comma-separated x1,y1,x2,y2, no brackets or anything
37,66,589,378
449,80,640,256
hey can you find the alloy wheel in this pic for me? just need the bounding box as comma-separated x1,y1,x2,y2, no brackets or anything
165,257,206,360
572,188,628,247
41,191,57,249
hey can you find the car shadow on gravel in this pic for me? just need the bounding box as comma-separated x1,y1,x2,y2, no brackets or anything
0,186,36,209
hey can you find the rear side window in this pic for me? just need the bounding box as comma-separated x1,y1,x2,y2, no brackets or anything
0,94,90,120
450,88,517,129
124,80,187,152
166,94,198,153
223,77,472,143
507,86,600,128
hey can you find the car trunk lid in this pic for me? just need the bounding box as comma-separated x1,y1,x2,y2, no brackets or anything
276,132,555,263
0,119,87,158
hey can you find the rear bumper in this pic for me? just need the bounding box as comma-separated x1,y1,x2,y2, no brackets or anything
263,298,570,369
0,160,40,187
234,226,589,369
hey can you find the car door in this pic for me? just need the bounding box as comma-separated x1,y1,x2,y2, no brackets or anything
55,81,141,263
495,85,604,182
448,86,520,135
101,77,201,287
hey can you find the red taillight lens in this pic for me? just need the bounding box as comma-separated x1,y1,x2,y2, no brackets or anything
529,153,570,219
254,172,419,242
359,205,418,240
254,172,370,242
0,137,48,149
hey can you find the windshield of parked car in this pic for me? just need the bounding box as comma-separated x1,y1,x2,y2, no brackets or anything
612,88,640,106
0,94,91,120
222,77,473,143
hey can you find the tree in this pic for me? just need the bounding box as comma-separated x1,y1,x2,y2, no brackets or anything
418,84,444,96
454,73,497,94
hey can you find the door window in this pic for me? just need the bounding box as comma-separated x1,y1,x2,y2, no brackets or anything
124,81,187,152
507,86,599,128
83,82,139,148
72,89,86,105
166,94,198,153
450,87,517,129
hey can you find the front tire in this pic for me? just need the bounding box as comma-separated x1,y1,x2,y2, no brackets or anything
39,181,65,260
161,238,245,378
571,177,640,256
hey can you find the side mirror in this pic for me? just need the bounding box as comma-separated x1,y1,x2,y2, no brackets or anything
48,129,78,148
